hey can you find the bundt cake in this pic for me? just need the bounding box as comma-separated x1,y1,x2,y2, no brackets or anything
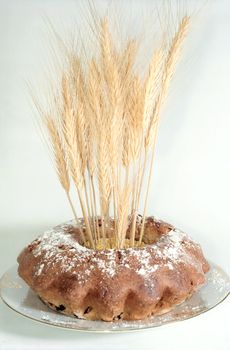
17,216,209,321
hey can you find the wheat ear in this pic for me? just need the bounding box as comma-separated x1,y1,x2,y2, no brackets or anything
45,116,86,243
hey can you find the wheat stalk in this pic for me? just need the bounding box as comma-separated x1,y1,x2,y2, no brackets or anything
60,71,95,247
131,49,164,220
44,116,86,243
139,15,190,243
117,185,131,248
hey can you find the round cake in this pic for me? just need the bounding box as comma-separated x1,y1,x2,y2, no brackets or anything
17,217,209,321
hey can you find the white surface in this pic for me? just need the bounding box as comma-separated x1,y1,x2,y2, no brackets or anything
0,0,229,349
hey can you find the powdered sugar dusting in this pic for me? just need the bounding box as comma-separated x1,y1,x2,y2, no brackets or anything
91,251,117,277
36,263,45,276
29,220,204,282
33,228,88,258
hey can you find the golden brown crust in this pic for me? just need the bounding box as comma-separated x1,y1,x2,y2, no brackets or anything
17,217,209,321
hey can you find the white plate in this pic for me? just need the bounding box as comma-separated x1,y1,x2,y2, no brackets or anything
0,263,229,332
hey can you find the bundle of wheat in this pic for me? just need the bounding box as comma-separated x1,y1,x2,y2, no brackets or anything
36,13,190,250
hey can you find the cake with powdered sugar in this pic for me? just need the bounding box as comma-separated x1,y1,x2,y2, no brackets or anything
17,217,209,321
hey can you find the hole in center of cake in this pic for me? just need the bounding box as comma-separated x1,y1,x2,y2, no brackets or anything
75,216,168,250
84,237,145,250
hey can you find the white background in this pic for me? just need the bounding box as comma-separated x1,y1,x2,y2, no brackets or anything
0,0,229,349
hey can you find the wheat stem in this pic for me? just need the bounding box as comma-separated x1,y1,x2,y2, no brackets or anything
91,175,100,240
139,126,158,243
88,172,97,243
78,188,95,248
66,191,86,244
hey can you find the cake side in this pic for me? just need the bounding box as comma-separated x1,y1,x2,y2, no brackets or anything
17,217,209,321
